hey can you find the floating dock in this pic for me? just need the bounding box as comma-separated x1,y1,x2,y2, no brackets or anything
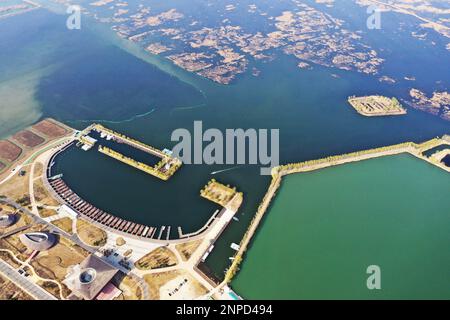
47,176,169,240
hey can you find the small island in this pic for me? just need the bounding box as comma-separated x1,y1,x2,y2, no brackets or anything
348,95,406,117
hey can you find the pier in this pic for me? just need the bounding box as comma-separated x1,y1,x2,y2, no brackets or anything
98,146,173,181
224,136,450,283
45,174,166,241
77,124,182,181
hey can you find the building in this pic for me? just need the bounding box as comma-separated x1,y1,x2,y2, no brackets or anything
63,254,119,300
19,232,56,251
0,211,15,228
58,204,78,219
79,135,97,151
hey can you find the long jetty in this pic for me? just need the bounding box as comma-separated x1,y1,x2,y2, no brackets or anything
93,124,168,159
98,146,172,181
224,137,449,283
47,176,165,240
90,124,182,181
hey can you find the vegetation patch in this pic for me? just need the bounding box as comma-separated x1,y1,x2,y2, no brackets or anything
51,217,73,234
34,178,59,207
348,95,406,116
175,240,202,261
143,270,181,300
76,219,107,247
200,179,237,207
113,273,143,300
33,162,44,178
0,171,29,204
116,237,126,246
31,240,87,281
38,207,57,218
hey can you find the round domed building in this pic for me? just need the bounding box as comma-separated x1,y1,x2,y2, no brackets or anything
19,231,56,251
0,209,15,228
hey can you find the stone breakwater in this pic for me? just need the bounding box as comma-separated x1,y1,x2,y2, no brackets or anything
224,137,448,283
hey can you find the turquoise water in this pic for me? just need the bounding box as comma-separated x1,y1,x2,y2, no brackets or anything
232,154,450,299
0,9,204,138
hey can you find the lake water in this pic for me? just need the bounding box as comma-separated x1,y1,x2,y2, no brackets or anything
232,154,450,299
0,5,449,285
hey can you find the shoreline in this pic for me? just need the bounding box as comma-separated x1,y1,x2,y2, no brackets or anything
225,136,449,285
1,118,448,299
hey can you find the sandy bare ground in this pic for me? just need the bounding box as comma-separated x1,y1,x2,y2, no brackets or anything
76,219,107,247
159,271,207,300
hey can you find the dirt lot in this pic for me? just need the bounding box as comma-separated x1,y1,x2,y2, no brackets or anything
135,246,178,270
143,270,181,300
0,170,29,204
175,240,202,261
29,236,88,299
144,270,207,300
0,224,46,261
0,140,22,162
33,162,43,178
34,177,59,207
31,238,88,281
12,130,45,148
76,219,107,247
113,273,143,300
0,274,33,300
38,208,57,218
33,119,67,138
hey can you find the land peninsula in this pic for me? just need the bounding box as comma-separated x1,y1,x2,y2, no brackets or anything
1,119,448,300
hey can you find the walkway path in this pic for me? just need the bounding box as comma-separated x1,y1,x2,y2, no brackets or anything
0,136,73,186
1,198,150,300
0,256,57,300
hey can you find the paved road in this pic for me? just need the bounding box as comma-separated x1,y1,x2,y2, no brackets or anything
0,198,150,300
0,225,31,239
0,259,57,300
0,137,73,186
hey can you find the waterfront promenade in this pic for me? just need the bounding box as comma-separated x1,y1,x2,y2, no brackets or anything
0,259,57,300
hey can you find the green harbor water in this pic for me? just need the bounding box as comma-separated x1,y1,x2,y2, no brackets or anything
1,4,449,291
232,154,450,299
